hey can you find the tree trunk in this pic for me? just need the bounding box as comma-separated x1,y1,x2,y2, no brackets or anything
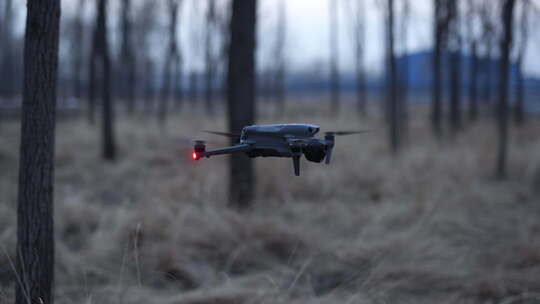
16,1,60,303
448,0,461,132
431,0,443,138
205,0,217,115
120,0,136,114
72,0,85,100
93,0,116,160
386,0,399,153
159,0,180,124
227,0,256,210
495,0,515,179
469,41,478,121
514,1,528,125
329,0,340,114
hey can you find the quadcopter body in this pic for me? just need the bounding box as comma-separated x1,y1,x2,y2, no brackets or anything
193,124,365,176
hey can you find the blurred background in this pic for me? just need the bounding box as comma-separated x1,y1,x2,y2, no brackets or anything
1,0,540,303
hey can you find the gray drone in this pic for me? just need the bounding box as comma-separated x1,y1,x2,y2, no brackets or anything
192,124,367,176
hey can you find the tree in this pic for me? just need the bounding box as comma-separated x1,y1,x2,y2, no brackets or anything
448,0,461,132
0,0,15,98
466,0,479,122
514,0,529,124
119,0,137,114
16,0,60,303
159,0,182,124
71,0,86,101
329,0,340,114
432,0,450,138
90,0,116,160
386,0,400,153
495,0,515,179
479,3,495,109
227,0,257,209
346,0,366,116
204,0,218,114
273,0,287,116
399,0,410,137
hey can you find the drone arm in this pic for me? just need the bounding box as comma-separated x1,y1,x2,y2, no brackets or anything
202,144,252,157
292,155,300,176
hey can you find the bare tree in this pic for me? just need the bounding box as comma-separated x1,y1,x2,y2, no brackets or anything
495,0,516,178
136,0,157,115
159,0,182,124
71,0,86,100
514,0,529,124
204,0,218,114
466,0,479,122
273,0,287,116
386,0,400,153
119,0,137,114
432,0,452,138
16,0,60,303
479,3,495,109
448,0,461,132
0,0,15,98
329,0,340,114
227,0,257,209
346,0,366,116
90,0,116,160
399,0,410,137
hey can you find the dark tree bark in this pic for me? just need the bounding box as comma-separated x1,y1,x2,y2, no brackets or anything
346,0,366,116
496,0,515,179
159,0,182,124
205,0,217,114
71,0,86,100
514,0,529,125
386,0,399,153
273,0,287,116
227,0,256,209
432,0,445,138
120,0,137,114
329,0,340,114
448,0,461,132
399,0,410,138
480,5,494,109
0,0,16,98
467,0,478,122
91,0,116,160
16,1,60,303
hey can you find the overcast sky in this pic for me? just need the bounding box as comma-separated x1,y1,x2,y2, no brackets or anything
14,0,540,78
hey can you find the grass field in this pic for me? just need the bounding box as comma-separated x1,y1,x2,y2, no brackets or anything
1,102,540,303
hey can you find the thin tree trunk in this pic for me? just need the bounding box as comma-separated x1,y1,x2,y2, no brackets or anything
329,0,340,114
432,0,444,138
448,0,461,132
72,0,85,100
495,0,515,179
16,1,60,303
469,41,478,121
120,0,136,114
159,0,180,124
514,1,528,125
205,0,216,114
227,0,256,209
387,0,399,153
93,0,116,160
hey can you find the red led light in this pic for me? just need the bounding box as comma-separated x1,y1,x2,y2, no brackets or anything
192,152,198,160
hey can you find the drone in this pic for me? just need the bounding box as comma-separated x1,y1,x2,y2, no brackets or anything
192,124,368,176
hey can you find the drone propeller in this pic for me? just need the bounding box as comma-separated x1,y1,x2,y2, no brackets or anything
204,130,241,138
324,130,370,136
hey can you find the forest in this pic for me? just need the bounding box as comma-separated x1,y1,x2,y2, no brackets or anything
0,0,540,303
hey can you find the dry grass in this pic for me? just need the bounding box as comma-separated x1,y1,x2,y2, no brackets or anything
1,101,540,304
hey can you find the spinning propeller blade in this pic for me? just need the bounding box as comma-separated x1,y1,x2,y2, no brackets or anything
204,130,241,138
325,130,370,136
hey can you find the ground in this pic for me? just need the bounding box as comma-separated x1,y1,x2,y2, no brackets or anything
1,102,540,304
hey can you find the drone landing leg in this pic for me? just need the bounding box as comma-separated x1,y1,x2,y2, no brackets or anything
292,155,300,176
